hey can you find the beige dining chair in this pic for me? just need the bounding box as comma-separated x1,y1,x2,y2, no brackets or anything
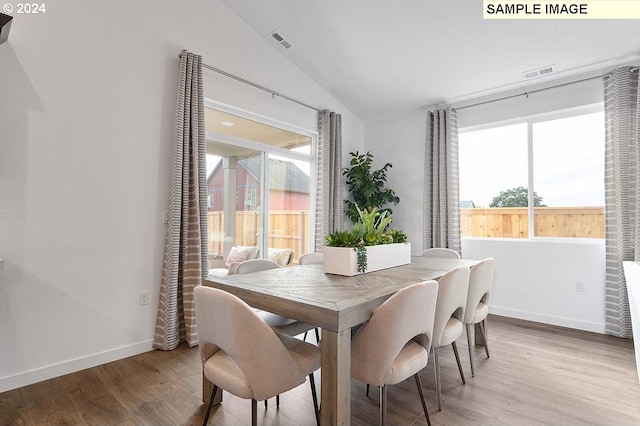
464,258,494,377
351,280,439,426
420,248,461,259
194,286,320,426
432,265,470,411
234,258,316,408
234,258,281,274
298,252,324,265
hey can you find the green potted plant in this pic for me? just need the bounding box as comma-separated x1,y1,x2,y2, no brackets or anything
343,151,400,224
324,206,410,275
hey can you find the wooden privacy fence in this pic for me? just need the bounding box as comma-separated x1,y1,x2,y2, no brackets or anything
207,211,311,260
460,207,605,239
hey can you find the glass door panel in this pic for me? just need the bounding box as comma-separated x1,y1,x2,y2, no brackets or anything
206,141,262,267
268,152,312,263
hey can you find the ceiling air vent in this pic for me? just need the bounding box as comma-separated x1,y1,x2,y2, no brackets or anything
270,31,292,49
522,64,556,80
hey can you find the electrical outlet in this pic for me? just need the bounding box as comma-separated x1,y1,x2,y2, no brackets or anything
576,281,586,292
139,290,150,306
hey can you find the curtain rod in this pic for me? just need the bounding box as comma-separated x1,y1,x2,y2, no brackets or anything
455,67,639,111
180,53,321,113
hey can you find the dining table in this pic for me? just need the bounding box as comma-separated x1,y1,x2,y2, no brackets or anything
203,255,478,426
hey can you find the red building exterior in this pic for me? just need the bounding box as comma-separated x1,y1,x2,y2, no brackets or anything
207,157,310,211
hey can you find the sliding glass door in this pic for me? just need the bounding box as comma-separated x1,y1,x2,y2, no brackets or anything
204,103,315,268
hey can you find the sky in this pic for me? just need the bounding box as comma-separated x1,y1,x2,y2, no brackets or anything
459,112,605,208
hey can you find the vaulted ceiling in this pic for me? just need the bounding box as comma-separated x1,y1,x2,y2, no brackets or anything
222,0,640,122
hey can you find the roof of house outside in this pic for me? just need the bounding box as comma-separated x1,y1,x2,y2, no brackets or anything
460,200,476,208
208,156,310,194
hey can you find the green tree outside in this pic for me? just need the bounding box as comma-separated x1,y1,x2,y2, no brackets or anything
489,186,546,208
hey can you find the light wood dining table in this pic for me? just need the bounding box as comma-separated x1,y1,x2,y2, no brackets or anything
203,256,478,426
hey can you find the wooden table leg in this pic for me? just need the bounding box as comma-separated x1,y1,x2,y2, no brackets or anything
202,372,223,405
321,329,351,426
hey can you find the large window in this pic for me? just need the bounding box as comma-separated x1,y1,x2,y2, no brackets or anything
204,102,315,266
459,105,604,239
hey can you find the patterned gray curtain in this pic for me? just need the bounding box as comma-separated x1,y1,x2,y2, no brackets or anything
604,67,640,338
153,50,208,350
423,108,461,253
314,110,342,251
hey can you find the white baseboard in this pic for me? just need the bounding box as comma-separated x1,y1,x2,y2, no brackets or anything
490,305,606,334
0,339,154,393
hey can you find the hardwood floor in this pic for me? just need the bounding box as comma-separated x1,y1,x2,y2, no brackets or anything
2,315,640,425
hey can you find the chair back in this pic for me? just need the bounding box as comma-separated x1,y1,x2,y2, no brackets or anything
235,259,281,275
299,252,324,265
433,266,470,347
623,261,640,383
463,258,494,325
194,286,307,400
420,248,461,259
351,281,439,385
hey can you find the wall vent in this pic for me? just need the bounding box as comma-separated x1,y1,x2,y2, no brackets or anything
522,64,556,80
270,31,292,49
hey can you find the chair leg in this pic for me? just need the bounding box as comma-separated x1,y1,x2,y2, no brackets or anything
366,383,370,396
480,319,490,358
433,347,442,411
276,394,280,408
303,331,308,341
315,327,321,343
379,384,387,426
251,399,257,426
264,399,268,409
414,373,431,426
202,385,218,426
309,373,320,426
452,341,466,385
466,324,476,377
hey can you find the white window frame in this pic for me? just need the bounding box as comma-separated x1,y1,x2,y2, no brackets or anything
459,102,605,243
204,99,318,254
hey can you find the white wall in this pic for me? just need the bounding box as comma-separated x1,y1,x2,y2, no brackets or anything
462,238,606,333
365,72,612,334
364,109,427,252
0,0,364,392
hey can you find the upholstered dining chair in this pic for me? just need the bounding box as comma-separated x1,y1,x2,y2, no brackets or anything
432,265,470,411
298,252,324,265
420,248,461,259
234,258,281,274
194,286,320,426
351,281,439,426
464,258,494,377
234,258,316,409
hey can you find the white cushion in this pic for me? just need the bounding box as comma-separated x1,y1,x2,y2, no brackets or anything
239,245,260,260
268,248,293,266
225,246,251,268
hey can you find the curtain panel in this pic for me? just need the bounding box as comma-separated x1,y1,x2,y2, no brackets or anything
314,110,343,251
423,108,461,253
153,50,208,350
604,66,640,338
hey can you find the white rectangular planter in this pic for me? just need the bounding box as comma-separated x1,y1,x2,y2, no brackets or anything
323,243,411,276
